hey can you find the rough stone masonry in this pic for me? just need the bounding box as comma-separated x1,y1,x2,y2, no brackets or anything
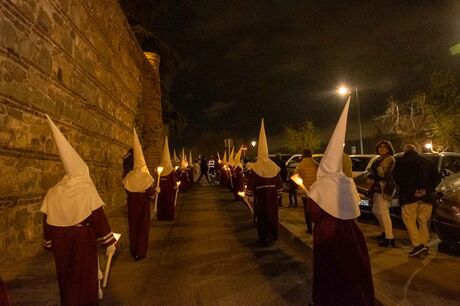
0,0,164,262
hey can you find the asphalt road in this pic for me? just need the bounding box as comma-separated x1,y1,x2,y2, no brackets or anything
103,185,312,306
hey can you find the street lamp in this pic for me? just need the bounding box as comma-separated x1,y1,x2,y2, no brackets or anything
337,85,363,154
251,141,256,147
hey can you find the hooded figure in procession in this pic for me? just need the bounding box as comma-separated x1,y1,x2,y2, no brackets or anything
232,145,245,200
307,97,375,306
245,119,283,246
227,147,235,190
122,128,158,261
41,115,116,306
157,137,177,221
176,148,189,192
187,149,194,187
219,150,228,187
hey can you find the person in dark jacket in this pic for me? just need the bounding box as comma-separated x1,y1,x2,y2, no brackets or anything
393,144,441,257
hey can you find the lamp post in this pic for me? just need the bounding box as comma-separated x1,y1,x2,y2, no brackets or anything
337,85,363,154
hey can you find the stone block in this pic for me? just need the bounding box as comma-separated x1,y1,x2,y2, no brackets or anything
14,209,32,231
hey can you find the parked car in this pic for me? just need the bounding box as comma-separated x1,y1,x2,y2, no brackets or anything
433,172,460,249
350,154,379,177
286,154,322,174
355,152,460,215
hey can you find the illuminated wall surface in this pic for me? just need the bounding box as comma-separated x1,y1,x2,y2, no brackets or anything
0,0,164,261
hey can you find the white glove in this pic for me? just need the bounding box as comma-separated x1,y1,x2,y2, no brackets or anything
155,186,161,194
106,243,116,256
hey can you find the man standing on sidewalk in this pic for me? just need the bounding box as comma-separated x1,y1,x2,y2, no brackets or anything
393,144,440,257
307,98,374,306
246,119,283,246
295,149,318,233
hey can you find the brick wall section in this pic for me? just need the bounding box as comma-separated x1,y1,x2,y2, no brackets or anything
0,0,164,262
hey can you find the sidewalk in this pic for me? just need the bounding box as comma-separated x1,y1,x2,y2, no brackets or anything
277,195,460,306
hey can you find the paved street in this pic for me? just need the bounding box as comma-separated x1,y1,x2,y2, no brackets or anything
2,184,459,305
1,185,312,306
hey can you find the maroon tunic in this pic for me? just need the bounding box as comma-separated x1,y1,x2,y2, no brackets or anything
246,171,283,245
186,168,194,188
307,199,375,306
220,167,228,187
0,276,11,306
157,172,177,221
233,166,245,199
43,207,116,306
126,186,155,259
227,166,234,190
177,170,188,192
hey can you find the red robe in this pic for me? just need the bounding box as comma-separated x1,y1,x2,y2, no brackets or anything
177,170,188,192
227,166,234,190
186,168,194,188
307,199,375,306
233,166,245,200
220,167,227,187
43,207,116,306
0,276,11,306
126,186,155,259
157,172,177,221
246,171,282,245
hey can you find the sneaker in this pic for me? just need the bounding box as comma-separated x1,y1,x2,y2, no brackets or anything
409,244,427,257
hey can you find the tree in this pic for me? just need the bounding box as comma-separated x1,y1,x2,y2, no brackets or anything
284,120,321,153
375,71,460,152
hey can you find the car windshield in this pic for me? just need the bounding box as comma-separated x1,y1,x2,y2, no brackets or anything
351,157,372,171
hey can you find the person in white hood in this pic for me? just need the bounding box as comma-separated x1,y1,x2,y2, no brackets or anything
122,128,158,261
246,119,283,246
41,115,116,306
306,98,374,306
232,145,245,200
157,137,177,221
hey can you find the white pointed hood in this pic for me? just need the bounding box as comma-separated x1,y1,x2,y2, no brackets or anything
160,136,174,176
217,152,221,163
41,115,104,226
250,119,280,178
180,148,187,169
222,151,228,165
228,147,235,166
122,128,154,192
189,150,193,165
173,149,179,165
309,97,361,220
233,145,244,169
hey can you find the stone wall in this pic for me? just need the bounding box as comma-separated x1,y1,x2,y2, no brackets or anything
0,0,164,262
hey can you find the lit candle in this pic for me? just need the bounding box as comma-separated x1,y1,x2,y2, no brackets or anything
153,166,164,213
290,173,309,196
174,181,181,206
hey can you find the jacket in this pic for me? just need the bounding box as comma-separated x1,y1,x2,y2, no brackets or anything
393,151,440,205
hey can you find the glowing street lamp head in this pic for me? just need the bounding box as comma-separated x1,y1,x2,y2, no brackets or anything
337,86,351,96
251,141,256,147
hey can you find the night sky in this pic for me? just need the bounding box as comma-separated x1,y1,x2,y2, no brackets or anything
121,0,460,148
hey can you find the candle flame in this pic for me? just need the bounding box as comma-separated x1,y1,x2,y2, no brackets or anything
290,174,304,186
237,191,245,197
157,166,164,174
177,181,181,186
